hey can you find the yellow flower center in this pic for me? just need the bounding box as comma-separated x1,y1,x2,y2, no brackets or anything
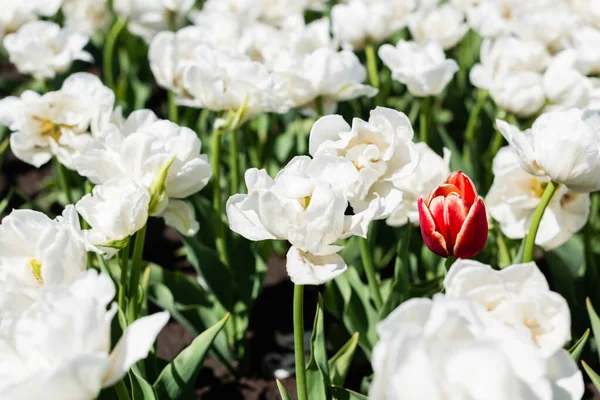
32,116,63,142
29,258,43,286
300,195,312,210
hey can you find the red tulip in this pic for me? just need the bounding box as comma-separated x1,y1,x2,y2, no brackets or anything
418,171,488,259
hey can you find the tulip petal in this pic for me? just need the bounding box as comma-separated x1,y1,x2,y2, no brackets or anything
428,196,448,241
418,197,449,257
446,171,478,205
453,198,488,258
445,195,470,254
427,184,460,204
286,246,347,285
103,311,170,387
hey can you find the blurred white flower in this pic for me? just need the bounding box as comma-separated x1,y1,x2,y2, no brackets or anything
408,3,468,50
76,179,150,258
331,0,416,49
273,48,377,115
309,107,420,220
180,47,290,117
445,259,572,356
0,270,169,399
0,73,115,168
74,113,211,234
470,36,549,117
379,40,458,97
114,0,194,43
567,25,600,75
62,0,111,36
0,206,86,306
370,295,583,400
3,21,92,80
202,0,325,26
1,0,62,42
386,143,450,227
227,156,376,285
497,108,600,192
486,147,590,250
543,50,597,111
569,0,600,30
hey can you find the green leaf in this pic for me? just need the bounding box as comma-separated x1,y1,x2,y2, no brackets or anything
276,379,292,400
153,313,230,399
328,333,359,387
587,298,600,361
569,329,590,362
546,236,585,314
306,294,332,400
380,226,411,319
582,361,600,392
330,386,368,400
130,369,157,400
0,188,14,216
94,236,131,250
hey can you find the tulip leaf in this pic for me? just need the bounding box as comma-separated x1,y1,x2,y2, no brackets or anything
328,332,359,387
586,298,600,361
545,236,585,315
95,236,131,250
330,386,368,400
276,379,293,400
130,368,158,400
569,329,590,362
153,313,230,399
306,294,332,400
380,226,412,319
582,361,600,392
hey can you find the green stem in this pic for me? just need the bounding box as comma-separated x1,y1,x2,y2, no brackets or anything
419,97,432,144
360,237,383,310
118,238,131,312
293,284,308,400
315,97,324,118
463,90,489,179
229,129,240,194
114,380,131,400
103,18,127,90
445,256,457,271
496,230,511,268
365,43,380,89
127,224,147,322
523,181,559,263
54,159,74,205
211,129,230,267
168,91,179,123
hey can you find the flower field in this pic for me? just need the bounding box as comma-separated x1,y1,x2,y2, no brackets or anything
1,0,600,399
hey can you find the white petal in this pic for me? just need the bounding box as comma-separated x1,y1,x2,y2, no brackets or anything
161,199,199,236
285,246,347,285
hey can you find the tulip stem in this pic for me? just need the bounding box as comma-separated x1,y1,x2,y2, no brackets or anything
229,129,240,194
114,380,131,400
127,224,147,322
420,96,432,144
167,91,178,123
365,43,380,89
463,89,488,179
293,284,308,400
103,18,126,91
523,181,558,263
118,238,131,312
211,128,230,267
54,159,74,205
445,256,457,271
360,237,383,310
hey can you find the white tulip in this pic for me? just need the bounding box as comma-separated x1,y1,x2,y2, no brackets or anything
408,3,468,50
567,25,600,75
569,0,600,30
3,21,92,80
511,1,575,51
308,107,420,220
201,0,324,26
379,40,459,97
386,143,450,227
498,108,600,192
543,50,596,111
463,0,519,38
74,116,210,234
227,156,376,285
180,46,290,117
370,295,584,400
331,0,416,49
1,0,62,43
0,73,115,169
76,179,150,258
0,270,169,399
62,0,111,36
445,259,572,356
0,206,86,305
272,48,377,115
487,147,590,249
114,0,195,43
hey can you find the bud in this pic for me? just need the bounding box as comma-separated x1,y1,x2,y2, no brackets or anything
418,171,488,258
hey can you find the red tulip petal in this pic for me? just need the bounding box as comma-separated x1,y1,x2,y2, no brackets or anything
427,184,461,204
428,196,448,241
453,198,488,259
446,171,478,205
445,195,470,255
418,197,449,257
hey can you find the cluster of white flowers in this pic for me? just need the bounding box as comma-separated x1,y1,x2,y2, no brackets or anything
0,206,169,399
371,260,583,400
462,0,600,116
